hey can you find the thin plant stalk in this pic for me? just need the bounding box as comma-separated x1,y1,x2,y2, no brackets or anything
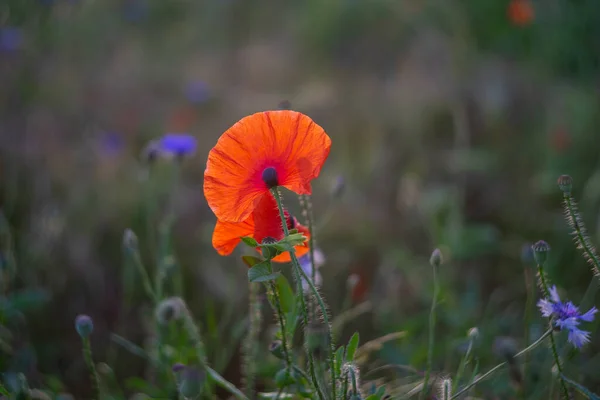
81,336,100,400
536,264,570,399
243,282,262,399
271,188,334,400
451,329,552,399
454,334,474,392
420,261,440,400
298,194,326,400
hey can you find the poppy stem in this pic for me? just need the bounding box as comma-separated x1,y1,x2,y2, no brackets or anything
271,188,334,400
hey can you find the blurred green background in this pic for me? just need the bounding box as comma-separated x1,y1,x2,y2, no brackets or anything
2,0,600,398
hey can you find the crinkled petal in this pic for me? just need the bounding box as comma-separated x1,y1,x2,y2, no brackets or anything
580,306,598,322
567,328,590,349
549,285,561,303
537,299,554,318
204,110,331,223
212,218,255,256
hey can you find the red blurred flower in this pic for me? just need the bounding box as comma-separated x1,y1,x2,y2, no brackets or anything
508,0,534,26
212,193,310,263
204,110,331,223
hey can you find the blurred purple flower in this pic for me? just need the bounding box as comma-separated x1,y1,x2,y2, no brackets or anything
298,248,325,292
184,81,211,104
159,133,197,157
0,27,23,53
538,286,597,348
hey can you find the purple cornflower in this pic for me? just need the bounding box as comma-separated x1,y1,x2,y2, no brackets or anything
537,286,597,348
298,248,325,292
159,133,197,157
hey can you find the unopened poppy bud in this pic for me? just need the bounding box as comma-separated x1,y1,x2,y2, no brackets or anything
430,248,443,268
178,367,206,398
75,314,94,338
331,176,346,199
269,340,286,360
155,297,185,325
557,175,573,194
123,229,138,252
306,323,329,359
262,167,279,188
275,368,296,388
532,240,550,265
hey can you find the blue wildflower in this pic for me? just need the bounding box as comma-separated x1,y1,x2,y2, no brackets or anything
298,248,325,292
537,286,597,348
159,133,197,157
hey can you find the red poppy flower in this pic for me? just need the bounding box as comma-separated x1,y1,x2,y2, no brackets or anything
212,193,311,263
204,110,331,223
508,0,534,26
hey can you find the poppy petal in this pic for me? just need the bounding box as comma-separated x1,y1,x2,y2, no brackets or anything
204,110,331,223
212,218,255,256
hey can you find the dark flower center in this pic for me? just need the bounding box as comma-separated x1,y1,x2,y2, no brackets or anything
262,167,279,188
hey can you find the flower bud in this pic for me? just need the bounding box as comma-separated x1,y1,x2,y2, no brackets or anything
75,314,94,338
467,327,479,341
532,240,550,265
155,297,185,325
430,248,443,268
269,340,286,360
261,237,279,260
557,175,573,194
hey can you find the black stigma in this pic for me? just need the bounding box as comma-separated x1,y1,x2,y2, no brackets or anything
262,167,279,188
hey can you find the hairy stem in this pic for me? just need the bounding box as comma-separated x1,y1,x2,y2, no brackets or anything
271,188,333,400
82,337,100,400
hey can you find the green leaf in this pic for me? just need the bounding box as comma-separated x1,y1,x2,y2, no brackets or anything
334,346,345,376
248,262,280,283
275,274,295,315
241,236,259,247
561,374,600,399
345,332,360,362
273,243,294,252
241,255,263,268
